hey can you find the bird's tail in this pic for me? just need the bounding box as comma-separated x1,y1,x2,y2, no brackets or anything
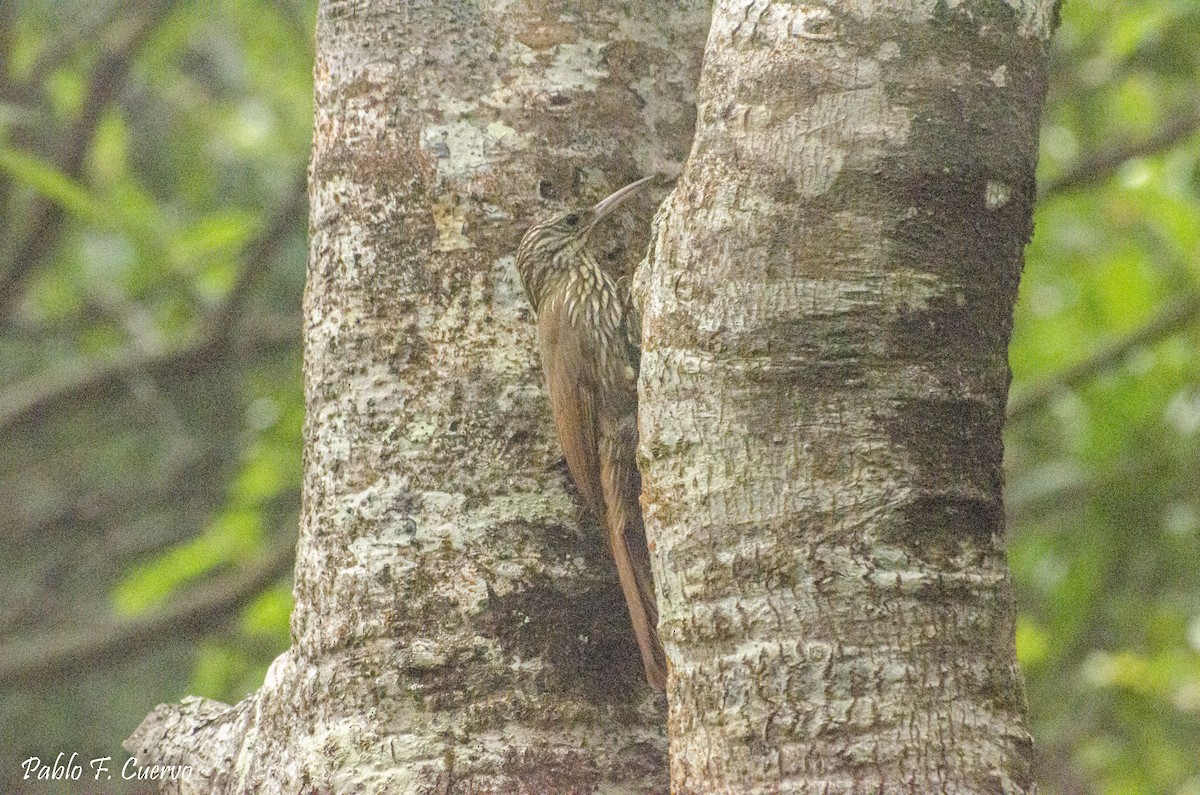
600,430,667,692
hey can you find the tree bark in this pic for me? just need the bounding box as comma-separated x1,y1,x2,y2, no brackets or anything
633,1,1057,792
126,2,707,792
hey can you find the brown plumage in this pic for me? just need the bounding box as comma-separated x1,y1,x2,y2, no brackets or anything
515,176,667,691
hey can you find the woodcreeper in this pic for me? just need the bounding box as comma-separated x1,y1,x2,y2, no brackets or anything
515,176,666,691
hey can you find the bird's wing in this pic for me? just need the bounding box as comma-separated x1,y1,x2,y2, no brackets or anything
538,296,605,521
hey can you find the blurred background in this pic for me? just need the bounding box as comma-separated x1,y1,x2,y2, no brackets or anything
0,1,309,792
0,0,1197,793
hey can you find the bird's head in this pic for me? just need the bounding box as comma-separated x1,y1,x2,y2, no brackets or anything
516,176,653,311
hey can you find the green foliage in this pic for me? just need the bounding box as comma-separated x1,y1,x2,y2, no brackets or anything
0,146,104,220
242,582,295,646
1010,0,1200,791
112,508,264,616
0,0,313,790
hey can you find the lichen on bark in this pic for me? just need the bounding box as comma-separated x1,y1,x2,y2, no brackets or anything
126,2,709,792
634,1,1057,792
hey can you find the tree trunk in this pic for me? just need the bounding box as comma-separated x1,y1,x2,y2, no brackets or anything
633,1,1057,792
126,2,708,792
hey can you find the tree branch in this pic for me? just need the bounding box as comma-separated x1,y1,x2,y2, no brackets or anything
9,447,221,545
1006,456,1169,525
12,3,131,104
2,490,299,645
0,5,167,317
0,0,21,231
0,1,15,105
1039,106,1200,201
0,314,297,436
1,498,213,637
0,539,294,688
0,169,305,435
209,176,309,335
1007,291,1200,422
126,695,255,794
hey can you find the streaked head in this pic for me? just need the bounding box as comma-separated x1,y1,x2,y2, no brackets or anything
516,176,653,311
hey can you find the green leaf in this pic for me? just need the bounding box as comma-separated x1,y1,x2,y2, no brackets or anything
188,640,250,700
172,210,259,266
112,508,264,615
91,109,130,184
43,68,84,119
1015,618,1051,669
240,582,293,644
0,147,103,221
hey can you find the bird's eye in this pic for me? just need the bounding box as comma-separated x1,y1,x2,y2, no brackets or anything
564,213,580,227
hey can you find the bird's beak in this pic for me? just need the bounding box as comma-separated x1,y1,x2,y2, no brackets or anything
590,175,655,227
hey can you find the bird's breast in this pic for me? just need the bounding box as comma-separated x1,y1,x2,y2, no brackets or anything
539,271,635,397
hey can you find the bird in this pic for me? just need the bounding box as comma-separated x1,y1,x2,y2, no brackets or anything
515,175,667,691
